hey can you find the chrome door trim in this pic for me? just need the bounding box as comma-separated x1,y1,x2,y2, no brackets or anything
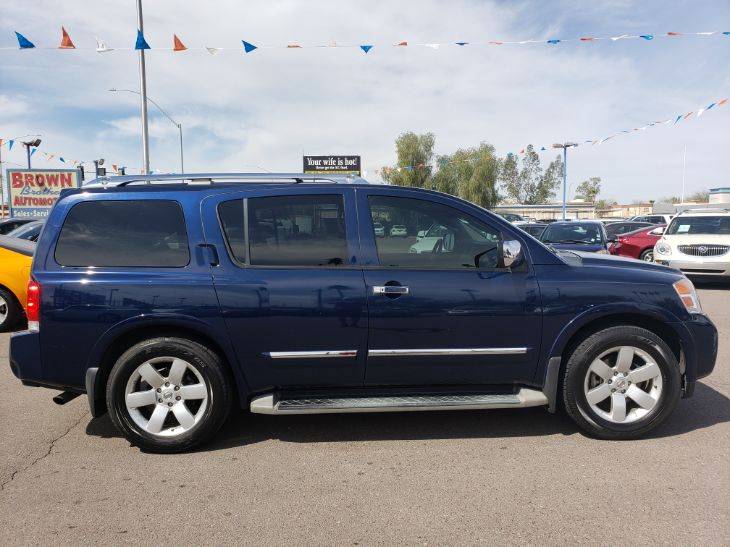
368,347,528,357
264,350,358,359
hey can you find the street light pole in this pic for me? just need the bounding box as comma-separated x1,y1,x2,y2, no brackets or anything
552,142,578,221
109,89,184,173
136,0,150,174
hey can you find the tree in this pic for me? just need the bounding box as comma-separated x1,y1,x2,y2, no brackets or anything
575,177,601,202
686,190,709,203
498,145,564,204
432,143,499,208
382,132,435,188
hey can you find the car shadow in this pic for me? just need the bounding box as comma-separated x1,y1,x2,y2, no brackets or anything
85,382,729,452
692,278,730,290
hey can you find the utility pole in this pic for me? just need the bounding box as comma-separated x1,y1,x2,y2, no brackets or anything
681,144,687,203
136,0,151,174
552,142,578,221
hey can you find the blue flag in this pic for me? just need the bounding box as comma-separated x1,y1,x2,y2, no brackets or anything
242,40,258,53
8,140,14,151
639,35,654,40
15,31,35,49
135,30,151,50
360,45,373,53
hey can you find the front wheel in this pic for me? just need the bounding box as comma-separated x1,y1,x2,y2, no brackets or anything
107,337,232,453
640,249,654,262
563,326,681,439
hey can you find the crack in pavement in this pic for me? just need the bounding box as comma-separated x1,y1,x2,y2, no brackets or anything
0,411,89,492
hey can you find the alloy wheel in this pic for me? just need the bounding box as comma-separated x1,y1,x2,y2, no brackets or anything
124,356,209,437
0,294,7,325
583,345,663,424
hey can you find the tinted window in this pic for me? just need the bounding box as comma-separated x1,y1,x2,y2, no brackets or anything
369,196,501,269
541,223,604,244
218,199,246,263
247,195,347,266
55,200,189,267
666,216,730,235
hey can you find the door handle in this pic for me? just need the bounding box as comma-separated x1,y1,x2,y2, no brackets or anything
197,243,220,266
373,285,409,296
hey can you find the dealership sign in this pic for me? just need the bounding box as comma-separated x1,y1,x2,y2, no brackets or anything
6,169,82,218
303,155,361,176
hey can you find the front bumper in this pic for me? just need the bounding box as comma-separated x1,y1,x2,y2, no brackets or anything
673,314,718,387
655,258,730,277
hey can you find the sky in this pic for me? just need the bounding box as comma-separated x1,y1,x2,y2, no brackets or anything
0,0,728,203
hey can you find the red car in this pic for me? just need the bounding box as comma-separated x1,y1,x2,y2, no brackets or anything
609,225,665,262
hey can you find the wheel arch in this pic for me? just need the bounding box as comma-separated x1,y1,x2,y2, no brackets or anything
86,315,249,416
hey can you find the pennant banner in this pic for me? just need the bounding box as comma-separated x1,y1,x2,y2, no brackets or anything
3,29,728,53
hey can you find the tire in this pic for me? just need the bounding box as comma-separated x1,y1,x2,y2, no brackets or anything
0,288,22,333
563,326,680,439
640,249,654,262
107,337,232,453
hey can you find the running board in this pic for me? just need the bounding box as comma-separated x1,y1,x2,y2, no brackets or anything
249,389,548,415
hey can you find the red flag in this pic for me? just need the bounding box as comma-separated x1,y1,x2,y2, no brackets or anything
718,98,728,106
173,34,187,51
667,32,683,36
286,44,302,48
59,26,75,49
489,41,504,45
580,37,595,41
683,111,694,120
397,41,408,46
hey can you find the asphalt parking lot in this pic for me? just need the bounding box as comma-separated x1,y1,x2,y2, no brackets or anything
0,285,728,545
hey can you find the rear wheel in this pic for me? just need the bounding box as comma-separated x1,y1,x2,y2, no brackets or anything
107,337,232,453
563,326,680,439
0,288,22,332
640,249,654,262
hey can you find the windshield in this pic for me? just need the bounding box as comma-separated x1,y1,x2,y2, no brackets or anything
666,216,730,235
541,223,603,244
7,222,43,240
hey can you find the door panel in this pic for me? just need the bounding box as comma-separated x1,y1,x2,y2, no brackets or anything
359,191,542,386
202,188,368,392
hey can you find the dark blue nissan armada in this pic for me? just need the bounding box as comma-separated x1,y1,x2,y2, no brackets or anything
9,173,717,452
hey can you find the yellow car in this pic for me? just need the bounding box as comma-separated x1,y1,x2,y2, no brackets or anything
0,235,34,332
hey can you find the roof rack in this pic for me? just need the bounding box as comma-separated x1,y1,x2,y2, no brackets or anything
82,172,369,188
677,207,730,214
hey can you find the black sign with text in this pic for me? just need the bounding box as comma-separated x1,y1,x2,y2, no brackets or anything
303,155,361,176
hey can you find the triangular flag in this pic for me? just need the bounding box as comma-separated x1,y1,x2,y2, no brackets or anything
611,34,629,41
639,34,653,40
0,139,3,147
112,164,118,172
59,157,65,163
59,26,75,49
96,37,113,52
489,41,504,45
286,44,302,48
683,111,694,120
30,148,37,157
242,40,258,53
173,34,187,51
580,37,595,41
723,32,730,36
718,98,728,106
697,108,706,117
47,154,55,161
360,45,373,53
206,47,222,55
397,41,408,46
423,43,440,49
9,140,14,150
673,115,683,124
15,32,35,49
135,30,151,50
547,39,561,44
667,32,683,36
705,102,717,111
455,42,469,46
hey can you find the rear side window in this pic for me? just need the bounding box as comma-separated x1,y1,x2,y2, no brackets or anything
55,200,190,267
246,194,347,267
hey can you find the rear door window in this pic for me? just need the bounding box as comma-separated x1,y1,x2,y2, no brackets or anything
55,200,190,267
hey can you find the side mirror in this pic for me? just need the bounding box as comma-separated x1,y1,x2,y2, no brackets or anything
649,227,665,236
416,230,427,241
500,240,524,269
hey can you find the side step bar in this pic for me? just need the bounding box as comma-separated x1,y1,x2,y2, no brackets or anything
250,389,548,415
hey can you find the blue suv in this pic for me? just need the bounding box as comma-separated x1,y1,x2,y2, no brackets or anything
9,173,717,452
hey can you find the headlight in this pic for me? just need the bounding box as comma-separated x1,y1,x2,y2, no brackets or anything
673,278,702,314
655,240,671,255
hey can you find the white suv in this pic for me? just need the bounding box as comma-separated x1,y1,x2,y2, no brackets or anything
654,209,730,277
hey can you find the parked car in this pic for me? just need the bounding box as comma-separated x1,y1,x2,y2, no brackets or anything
631,214,674,225
9,173,717,452
0,218,35,235
410,223,449,253
540,221,609,253
609,225,666,262
389,224,408,237
654,209,730,277
519,223,548,238
6,220,45,242
0,235,34,331
604,221,654,241
373,222,385,237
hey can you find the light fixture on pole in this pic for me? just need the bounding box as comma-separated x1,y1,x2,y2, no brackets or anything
22,138,42,169
552,142,578,221
109,88,184,173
